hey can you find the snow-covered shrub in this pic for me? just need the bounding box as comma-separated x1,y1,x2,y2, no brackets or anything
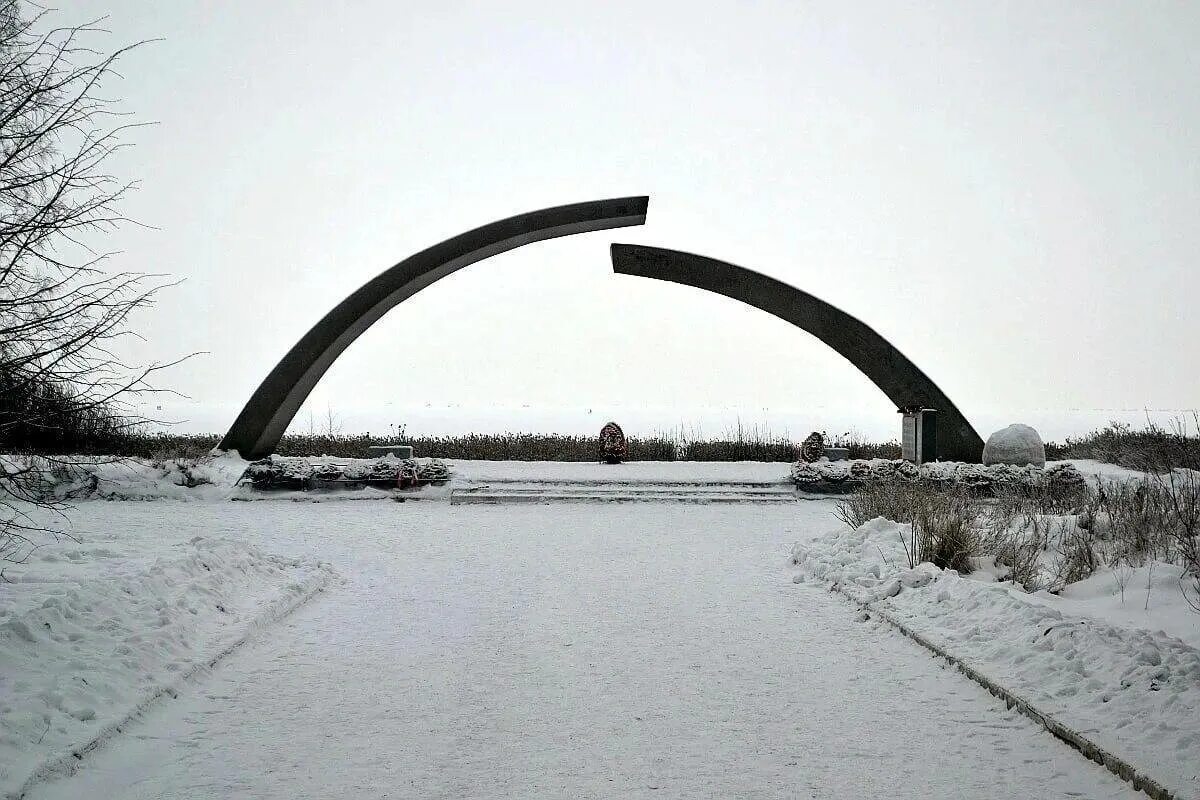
1162,471,1200,610
913,491,979,573
1044,462,1088,506
833,480,915,529
985,511,1103,592
834,481,980,571
978,512,1048,591
1100,475,1178,566
1052,416,1200,472
972,470,1200,603
1050,520,1101,590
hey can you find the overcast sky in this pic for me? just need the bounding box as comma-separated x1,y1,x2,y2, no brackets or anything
68,1,1199,439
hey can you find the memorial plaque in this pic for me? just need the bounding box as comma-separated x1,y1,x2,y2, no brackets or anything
902,415,917,461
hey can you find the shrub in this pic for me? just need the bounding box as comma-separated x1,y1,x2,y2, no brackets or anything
836,481,980,571
834,480,917,529
912,490,980,573
1098,476,1178,566
1050,521,1100,590
830,430,902,460
986,513,1050,591
1048,416,1200,472
679,438,796,462
2,423,909,465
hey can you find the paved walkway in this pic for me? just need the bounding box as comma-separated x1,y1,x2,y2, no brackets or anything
29,503,1137,799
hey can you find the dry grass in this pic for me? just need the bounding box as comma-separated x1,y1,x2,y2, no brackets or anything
1046,415,1200,472
834,480,917,530
835,465,1198,603
912,492,980,573
3,408,910,463
829,430,902,460
836,481,980,571
980,470,1200,600
54,425,871,462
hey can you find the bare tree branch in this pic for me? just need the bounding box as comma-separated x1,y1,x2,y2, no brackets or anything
0,2,184,565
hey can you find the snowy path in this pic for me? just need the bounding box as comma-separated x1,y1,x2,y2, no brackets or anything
26,502,1139,799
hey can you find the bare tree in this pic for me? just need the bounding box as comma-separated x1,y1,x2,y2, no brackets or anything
0,2,177,570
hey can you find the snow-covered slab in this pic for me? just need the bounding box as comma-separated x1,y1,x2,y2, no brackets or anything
0,529,333,799
448,459,793,484
1060,459,1157,483
791,518,1200,799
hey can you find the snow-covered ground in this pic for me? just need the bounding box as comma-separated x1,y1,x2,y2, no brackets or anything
1,457,1196,798
0,453,251,502
0,514,332,799
792,517,1200,798
11,501,1143,799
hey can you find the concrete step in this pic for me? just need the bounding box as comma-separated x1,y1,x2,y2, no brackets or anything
449,481,800,505
451,492,800,505
457,485,794,497
467,478,790,489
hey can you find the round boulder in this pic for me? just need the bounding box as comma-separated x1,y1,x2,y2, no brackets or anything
982,423,1046,468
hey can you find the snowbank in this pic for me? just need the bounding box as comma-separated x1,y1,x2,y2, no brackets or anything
0,452,250,502
791,518,1200,799
0,536,333,798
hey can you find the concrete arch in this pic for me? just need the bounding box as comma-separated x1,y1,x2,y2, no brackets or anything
609,244,983,462
219,197,649,459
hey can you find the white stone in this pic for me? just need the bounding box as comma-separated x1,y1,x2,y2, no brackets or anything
982,424,1046,468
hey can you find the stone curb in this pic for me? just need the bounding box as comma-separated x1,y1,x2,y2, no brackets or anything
9,564,335,800
831,584,1179,800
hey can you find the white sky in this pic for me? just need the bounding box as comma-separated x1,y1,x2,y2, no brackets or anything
67,1,1200,440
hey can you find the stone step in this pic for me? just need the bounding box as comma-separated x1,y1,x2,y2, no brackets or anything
465,478,790,489
458,482,796,494
448,485,800,505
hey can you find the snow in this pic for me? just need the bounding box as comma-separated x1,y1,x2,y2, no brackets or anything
1036,562,1200,649
0,517,332,799
15,502,1140,799
0,453,251,502
983,423,1046,467
791,517,1200,798
1061,458,1155,483
2,456,1192,798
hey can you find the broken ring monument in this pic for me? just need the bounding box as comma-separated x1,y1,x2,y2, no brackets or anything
220,197,982,463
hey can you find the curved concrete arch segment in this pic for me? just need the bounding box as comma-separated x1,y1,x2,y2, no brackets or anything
219,197,649,459
610,244,984,462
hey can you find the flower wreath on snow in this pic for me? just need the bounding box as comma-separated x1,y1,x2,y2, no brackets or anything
789,458,1085,500
599,421,629,463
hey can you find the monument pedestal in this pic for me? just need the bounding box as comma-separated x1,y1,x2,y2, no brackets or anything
900,409,938,464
